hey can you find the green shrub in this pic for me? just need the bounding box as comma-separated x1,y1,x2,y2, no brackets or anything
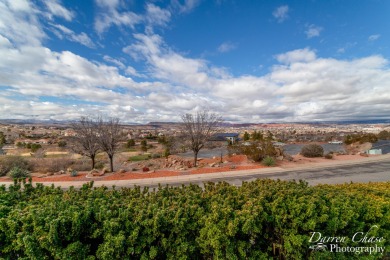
301,144,324,158
262,156,276,166
8,166,30,179
58,140,67,147
126,139,135,148
70,170,78,177
0,155,31,176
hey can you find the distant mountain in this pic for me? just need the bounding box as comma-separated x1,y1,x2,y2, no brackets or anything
1,118,390,126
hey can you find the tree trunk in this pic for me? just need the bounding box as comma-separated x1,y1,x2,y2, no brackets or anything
91,155,96,170
194,151,198,167
109,155,114,172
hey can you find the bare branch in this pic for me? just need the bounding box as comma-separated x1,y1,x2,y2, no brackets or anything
181,110,222,166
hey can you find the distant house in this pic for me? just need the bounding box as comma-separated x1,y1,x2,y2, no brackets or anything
212,133,239,144
366,149,382,155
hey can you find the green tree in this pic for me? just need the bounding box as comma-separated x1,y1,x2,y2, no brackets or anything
243,131,250,141
30,143,42,152
0,131,5,146
251,130,263,141
126,139,135,148
377,130,390,140
140,140,147,152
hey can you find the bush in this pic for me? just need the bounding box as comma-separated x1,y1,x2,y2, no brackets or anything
238,140,277,162
70,170,78,177
301,144,324,158
58,140,67,147
324,153,333,159
8,166,30,179
30,158,74,173
262,156,276,166
0,156,31,176
126,139,135,148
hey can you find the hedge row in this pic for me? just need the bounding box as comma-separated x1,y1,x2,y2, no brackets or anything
0,179,389,259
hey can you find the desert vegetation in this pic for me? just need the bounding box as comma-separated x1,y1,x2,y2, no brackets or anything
301,144,324,158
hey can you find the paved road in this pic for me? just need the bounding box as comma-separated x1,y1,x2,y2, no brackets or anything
132,160,390,189
1,155,389,189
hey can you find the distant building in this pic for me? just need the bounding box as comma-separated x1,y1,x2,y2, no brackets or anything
212,133,239,144
366,149,382,155
328,141,343,144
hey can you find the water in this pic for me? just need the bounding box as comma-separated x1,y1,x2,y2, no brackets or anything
178,147,228,159
178,140,390,158
372,140,390,154
280,144,345,155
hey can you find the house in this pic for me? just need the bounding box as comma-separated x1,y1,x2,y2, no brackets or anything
212,133,239,144
366,149,382,155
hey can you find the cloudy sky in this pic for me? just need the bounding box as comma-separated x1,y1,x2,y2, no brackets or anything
0,0,389,123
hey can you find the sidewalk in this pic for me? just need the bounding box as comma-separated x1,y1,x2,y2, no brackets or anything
1,154,389,189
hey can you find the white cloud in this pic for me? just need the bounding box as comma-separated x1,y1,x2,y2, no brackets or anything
44,0,74,21
146,3,171,26
51,24,96,48
273,5,289,23
0,0,45,46
125,66,144,78
217,42,236,53
276,48,316,64
1,1,390,123
103,55,126,69
94,0,142,35
368,34,380,41
305,24,323,38
171,0,201,13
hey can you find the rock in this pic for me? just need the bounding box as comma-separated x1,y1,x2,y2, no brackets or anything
276,156,284,161
59,170,65,175
101,167,109,174
118,169,126,173
209,162,216,167
46,172,54,176
89,169,99,174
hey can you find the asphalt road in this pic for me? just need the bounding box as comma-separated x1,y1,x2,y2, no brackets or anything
133,160,390,189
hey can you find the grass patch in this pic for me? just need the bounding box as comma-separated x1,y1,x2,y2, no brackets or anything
128,154,151,162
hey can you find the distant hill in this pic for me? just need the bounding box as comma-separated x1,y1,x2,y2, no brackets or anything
1,118,390,126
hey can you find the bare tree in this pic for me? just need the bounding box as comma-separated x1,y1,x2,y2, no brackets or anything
96,117,124,172
181,110,222,167
71,117,100,170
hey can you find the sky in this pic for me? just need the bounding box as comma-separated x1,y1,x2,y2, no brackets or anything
0,0,390,123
